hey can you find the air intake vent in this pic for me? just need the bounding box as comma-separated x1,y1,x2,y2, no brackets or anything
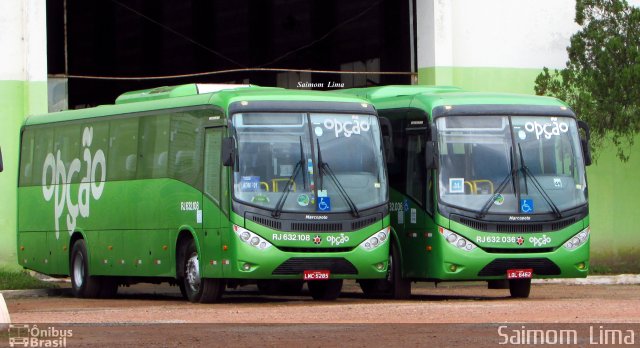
291,222,342,232
251,215,282,230
496,224,545,233
551,218,576,231
351,216,379,230
273,257,358,275
453,214,580,233
459,218,488,232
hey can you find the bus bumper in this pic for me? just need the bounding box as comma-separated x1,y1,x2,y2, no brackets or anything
201,230,390,280
426,238,590,281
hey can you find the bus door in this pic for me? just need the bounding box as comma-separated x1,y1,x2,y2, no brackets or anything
400,121,436,278
201,127,225,278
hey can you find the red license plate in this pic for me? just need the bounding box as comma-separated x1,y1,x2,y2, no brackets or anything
507,268,533,279
303,270,331,281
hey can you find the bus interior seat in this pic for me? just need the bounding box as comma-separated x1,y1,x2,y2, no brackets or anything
125,154,137,172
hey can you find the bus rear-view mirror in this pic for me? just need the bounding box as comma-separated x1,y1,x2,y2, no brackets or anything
378,117,394,163
577,120,592,166
425,141,438,169
222,137,235,167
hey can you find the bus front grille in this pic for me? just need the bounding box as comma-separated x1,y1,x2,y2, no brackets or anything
272,257,358,275
478,258,561,276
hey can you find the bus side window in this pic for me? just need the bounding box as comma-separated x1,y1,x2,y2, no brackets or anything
406,134,425,207
54,125,81,184
169,112,204,189
19,130,35,186
108,118,139,181
137,115,170,179
204,128,223,204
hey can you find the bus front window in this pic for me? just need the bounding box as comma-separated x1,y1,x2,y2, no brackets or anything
436,115,588,216
232,113,387,214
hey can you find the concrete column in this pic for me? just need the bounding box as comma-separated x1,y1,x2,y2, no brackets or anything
0,0,48,268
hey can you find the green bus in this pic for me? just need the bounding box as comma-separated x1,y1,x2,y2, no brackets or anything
342,86,591,298
17,84,390,302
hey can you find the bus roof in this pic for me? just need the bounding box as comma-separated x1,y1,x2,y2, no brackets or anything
24,84,373,126
340,85,572,113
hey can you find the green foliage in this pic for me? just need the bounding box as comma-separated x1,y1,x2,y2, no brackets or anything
0,270,57,290
535,0,640,161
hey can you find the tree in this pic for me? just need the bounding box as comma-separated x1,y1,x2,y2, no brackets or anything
535,0,640,161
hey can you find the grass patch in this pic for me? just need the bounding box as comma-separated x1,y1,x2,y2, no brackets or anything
591,247,640,274
0,270,57,290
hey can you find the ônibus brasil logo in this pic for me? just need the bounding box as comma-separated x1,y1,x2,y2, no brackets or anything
42,127,106,239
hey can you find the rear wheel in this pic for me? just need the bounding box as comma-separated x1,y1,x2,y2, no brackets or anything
99,277,119,298
308,279,343,301
70,239,103,298
182,239,224,303
509,279,531,298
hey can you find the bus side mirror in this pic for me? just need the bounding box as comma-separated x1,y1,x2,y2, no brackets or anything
577,120,592,166
221,137,235,167
378,117,394,163
425,141,438,169
0,146,3,172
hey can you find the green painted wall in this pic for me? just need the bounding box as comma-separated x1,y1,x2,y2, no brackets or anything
0,80,48,270
418,66,542,95
419,66,640,272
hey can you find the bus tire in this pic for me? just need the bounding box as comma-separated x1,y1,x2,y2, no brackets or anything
182,239,224,303
509,279,531,298
391,243,411,299
99,277,119,298
70,239,102,298
308,279,343,301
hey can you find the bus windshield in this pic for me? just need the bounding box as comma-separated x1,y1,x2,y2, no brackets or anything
232,112,387,214
436,115,587,216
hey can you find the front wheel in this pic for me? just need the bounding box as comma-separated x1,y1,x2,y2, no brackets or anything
509,279,531,298
182,239,225,303
308,279,343,301
359,242,410,299
70,239,102,298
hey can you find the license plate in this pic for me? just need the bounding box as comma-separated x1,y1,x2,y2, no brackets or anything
507,268,533,279
303,270,331,281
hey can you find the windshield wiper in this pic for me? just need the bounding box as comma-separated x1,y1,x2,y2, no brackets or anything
517,144,562,218
477,146,516,219
316,139,360,218
272,137,305,218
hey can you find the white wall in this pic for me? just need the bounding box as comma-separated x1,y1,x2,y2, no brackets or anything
417,0,579,70
0,0,47,82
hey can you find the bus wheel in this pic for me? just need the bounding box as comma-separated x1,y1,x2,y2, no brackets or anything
308,279,343,301
70,239,102,298
99,277,119,298
182,239,224,303
390,242,411,299
509,279,531,298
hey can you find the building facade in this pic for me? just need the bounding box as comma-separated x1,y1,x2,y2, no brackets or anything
0,0,637,271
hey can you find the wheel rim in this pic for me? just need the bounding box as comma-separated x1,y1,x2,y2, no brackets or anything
73,252,85,288
185,253,201,292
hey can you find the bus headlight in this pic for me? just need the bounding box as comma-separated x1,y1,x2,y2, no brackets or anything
233,225,272,250
564,227,590,250
439,226,476,252
360,227,390,251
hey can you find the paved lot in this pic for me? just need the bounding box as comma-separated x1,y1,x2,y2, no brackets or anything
2,281,640,347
